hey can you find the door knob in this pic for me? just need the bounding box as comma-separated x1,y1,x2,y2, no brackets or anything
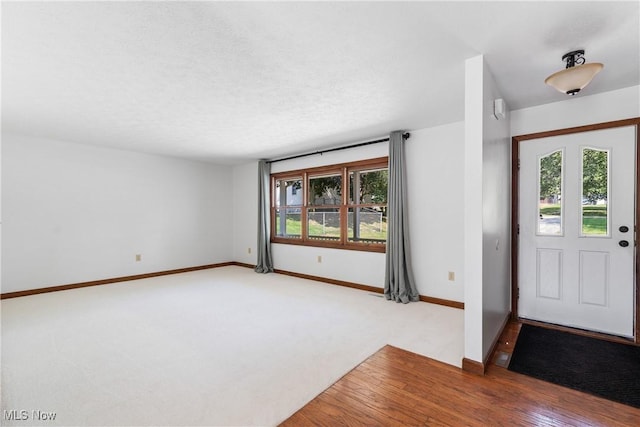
619,240,630,247
619,226,629,233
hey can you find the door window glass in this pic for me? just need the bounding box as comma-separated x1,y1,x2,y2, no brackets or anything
538,150,563,235
581,148,609,236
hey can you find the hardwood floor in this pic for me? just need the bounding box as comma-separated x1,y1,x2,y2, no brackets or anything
280,322,640,426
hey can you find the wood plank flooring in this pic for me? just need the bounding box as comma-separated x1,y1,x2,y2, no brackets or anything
280,322,640,426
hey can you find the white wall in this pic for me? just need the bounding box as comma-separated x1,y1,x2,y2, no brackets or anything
232,124,466,302
480,60,511,360
232,161,259,265
464,55,512,364
463,55,485,363
406,123,465,302
511,85,640,136
1,133,234,293
1,128,2,293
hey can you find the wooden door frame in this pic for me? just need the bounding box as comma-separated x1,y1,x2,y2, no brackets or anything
511,117,640,344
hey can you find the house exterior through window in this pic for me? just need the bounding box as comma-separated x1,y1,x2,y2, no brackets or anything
271,157,388,253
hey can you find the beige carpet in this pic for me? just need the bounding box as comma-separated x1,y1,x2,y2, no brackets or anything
1,266,463,426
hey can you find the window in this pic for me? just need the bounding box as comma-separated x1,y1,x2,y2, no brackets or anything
537,150,563,236
308,173,342,241
581,147,609,236
271,157,388,252
274,178,302,238
348,168,387,243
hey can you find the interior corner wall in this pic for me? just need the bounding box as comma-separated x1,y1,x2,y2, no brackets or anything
463,55,485,363
236,124,466,302
1,133,234,293
232,161,259,265
480,61,511,360
464,55,513,365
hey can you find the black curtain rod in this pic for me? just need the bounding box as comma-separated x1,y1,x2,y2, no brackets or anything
267,132,410,164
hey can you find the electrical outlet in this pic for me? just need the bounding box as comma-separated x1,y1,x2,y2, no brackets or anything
448,271,455,281
247,247,252,254
317,255,322,263
135,254,142,262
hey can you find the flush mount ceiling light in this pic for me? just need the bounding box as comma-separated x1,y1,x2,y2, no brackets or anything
545,50,603,95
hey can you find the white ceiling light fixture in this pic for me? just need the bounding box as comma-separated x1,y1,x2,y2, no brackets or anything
545,50,603,95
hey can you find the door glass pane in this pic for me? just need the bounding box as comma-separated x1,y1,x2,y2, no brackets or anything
581,148,609,236
538,150,563,235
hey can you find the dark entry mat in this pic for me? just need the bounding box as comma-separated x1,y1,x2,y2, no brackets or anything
508,324,640,408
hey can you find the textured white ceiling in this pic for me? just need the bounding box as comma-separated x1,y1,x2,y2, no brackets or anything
2,1,639,164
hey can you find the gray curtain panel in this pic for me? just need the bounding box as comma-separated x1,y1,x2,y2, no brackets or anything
384,131,419,303
255,160,274,273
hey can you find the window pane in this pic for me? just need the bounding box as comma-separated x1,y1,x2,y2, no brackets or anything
349,169,388,204
307,208,340,241
309,174,342,206
582,148,609,236
275,178,302,207
348,207,387,243
275,208,301,238
538,150,563,235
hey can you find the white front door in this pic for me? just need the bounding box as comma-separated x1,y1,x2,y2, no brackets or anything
519,126,636,338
